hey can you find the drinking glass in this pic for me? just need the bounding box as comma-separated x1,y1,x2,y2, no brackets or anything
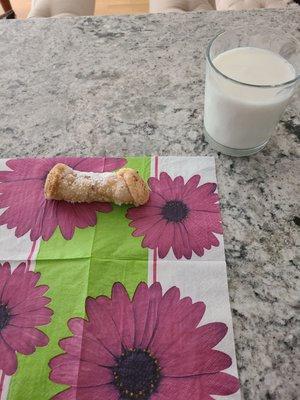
204,29,300,156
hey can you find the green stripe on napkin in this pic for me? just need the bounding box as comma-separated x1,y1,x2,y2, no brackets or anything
7,156,150,400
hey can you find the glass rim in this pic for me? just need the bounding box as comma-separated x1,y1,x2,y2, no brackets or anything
206,29,300,89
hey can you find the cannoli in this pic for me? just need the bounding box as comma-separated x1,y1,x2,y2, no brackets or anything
44,163,150,206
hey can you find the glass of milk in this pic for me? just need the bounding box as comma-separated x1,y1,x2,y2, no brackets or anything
204,29,300,156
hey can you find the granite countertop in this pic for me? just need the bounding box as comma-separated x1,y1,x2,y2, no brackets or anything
0,7,299,399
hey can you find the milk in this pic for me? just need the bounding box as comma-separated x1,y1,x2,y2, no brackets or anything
204,47,296,151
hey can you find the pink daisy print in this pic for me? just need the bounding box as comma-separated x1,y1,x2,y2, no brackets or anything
0,157,126,241
127,172,222,259
0,262,52,375
49,282,239,400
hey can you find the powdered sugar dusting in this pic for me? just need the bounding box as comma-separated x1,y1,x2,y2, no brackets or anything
72,171,116,190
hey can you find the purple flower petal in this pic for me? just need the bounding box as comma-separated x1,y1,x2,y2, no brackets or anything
129,214,163,233
49,354,79,370
85,297,122,356
1,326,48,355
150,293,205,356
0,335,18,375
52,385,119,400
67,318,84,335
11,296,51,314
59,335,115,367
132,282,163,349
198,372,240,395
10,308,53,328
142,219,168,249
182,175,201,196
172,223,191,259
132,282,150,347
163,349,232,377
157,222,175,259
172,176,185,199
0,262,11,298
50,359,112,387
139,282,162,349
153,172,176,201
127,204,163,221
152,375,238,400
111,283,135,350
157,323,228,367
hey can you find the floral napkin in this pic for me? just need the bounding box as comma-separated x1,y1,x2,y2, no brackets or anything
0,156,241,400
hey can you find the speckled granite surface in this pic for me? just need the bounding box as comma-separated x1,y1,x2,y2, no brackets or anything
0,7,299,399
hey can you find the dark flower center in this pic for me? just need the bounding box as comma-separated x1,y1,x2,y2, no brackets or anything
0,304,10,330
113,348,161,399
162,200,189,223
